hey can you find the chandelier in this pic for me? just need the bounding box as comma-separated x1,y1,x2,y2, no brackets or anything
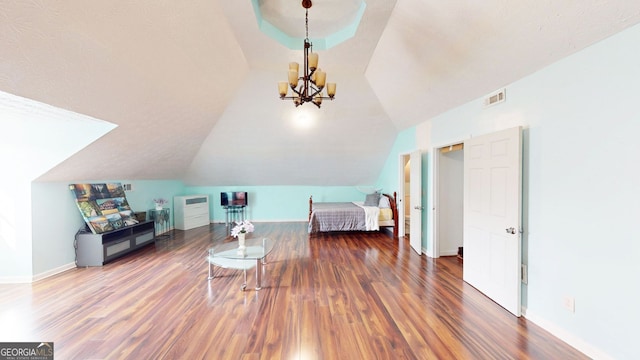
278,0,336,108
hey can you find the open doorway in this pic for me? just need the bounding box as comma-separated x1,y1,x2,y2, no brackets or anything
432,128,523,316
434,143,464,260
399,150,423,254
402,155,411,238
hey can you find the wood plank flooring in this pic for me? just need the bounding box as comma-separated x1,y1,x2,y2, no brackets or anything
0,222,586,359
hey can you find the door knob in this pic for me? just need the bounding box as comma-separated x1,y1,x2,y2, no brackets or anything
506,227,516,234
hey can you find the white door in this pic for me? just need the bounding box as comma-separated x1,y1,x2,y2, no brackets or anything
409,150,422,254
463,127,522,316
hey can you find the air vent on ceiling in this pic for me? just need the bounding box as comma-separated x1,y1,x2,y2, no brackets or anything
484,88,506,108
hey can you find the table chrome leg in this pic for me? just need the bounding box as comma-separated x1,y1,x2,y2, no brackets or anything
241,267,247,291
255,259,262,290
261,238,268,265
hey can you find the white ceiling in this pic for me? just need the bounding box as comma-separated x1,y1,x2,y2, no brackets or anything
2,0,640,186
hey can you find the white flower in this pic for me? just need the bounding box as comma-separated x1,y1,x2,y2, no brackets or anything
231,220,254,237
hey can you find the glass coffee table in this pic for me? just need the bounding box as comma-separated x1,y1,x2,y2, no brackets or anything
207,238,274,291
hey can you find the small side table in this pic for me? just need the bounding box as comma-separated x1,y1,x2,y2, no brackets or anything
207,237,274,291
223,205,246,236
149,208,171,239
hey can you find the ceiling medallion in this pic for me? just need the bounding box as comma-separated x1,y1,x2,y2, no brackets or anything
278,0,336,108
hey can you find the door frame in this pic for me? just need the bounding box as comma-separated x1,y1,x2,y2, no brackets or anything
397,152,410,238
399,150,423,253
409,150,423,254
429,138,469,258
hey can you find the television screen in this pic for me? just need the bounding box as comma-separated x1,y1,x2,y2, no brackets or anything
221,192,248,206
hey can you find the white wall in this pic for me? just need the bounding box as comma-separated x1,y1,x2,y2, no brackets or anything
418,22,640,359
0,91,115,282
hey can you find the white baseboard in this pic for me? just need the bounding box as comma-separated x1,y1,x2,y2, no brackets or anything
439,249,459,257
32,262,76,282
0,275,33,284
524,309,613,360
0,262,76,284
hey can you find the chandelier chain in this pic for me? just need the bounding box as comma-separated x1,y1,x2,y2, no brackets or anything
305,9,309,40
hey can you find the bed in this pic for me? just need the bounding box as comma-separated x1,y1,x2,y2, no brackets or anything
308,192,398,238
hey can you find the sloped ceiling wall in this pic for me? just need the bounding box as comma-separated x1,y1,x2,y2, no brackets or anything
367,1,640,129
1,0,639,186
1,0,248,182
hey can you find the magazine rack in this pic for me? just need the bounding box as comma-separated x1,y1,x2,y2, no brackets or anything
75,220,155,266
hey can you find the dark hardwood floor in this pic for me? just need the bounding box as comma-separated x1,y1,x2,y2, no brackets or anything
0,222,586,359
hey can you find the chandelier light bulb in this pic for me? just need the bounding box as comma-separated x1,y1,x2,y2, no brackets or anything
278,82,288,97
308,52,318,70
288,69,299,88
315,70,326,88
327,83,336,98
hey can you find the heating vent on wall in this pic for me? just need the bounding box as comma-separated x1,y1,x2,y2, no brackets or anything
123,183,134,191
484,88,506,108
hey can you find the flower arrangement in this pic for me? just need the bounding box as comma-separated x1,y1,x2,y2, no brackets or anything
231,220,254,238
153,198,168,206
153,198,168,210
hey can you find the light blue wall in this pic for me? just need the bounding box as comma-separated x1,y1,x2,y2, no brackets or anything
31,183,85,277
122,180,186,220
377,126,433,250
185,185,365,223
417,22,640,359
29,180,185,278
23,181,367,281
376,127,416,193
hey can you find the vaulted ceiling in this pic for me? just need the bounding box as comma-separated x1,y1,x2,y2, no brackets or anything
2,1,639,186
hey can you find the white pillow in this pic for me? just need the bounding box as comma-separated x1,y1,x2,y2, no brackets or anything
378,195,390,208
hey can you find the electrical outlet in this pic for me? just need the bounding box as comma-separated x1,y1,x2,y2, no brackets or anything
562,296,575,313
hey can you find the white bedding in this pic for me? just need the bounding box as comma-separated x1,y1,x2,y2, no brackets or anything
352,202,380,231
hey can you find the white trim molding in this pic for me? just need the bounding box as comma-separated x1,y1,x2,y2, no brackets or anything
524,309,613,360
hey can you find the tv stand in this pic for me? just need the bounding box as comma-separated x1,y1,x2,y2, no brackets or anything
75,221,155,266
